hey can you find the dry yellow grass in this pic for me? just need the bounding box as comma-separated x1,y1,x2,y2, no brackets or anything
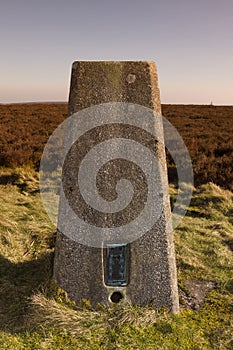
0,167,232,349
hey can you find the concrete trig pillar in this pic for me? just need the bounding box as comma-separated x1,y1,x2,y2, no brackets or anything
53,61,179,313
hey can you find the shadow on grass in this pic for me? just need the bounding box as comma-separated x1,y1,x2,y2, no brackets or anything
0,171,40,194
0,253,54,332
0,173,20,185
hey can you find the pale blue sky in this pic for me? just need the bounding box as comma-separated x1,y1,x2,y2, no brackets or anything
0,0,232,104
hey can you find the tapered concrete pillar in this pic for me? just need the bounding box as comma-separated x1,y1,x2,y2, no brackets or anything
53,61,179,313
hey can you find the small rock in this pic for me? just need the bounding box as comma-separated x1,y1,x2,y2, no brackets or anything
179,280,217,310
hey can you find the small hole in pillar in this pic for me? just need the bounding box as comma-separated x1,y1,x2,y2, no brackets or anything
110,291,124,303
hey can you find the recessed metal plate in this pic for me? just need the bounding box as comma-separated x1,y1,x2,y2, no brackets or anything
105,244,129,286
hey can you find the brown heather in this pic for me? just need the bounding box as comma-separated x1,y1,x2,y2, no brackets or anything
0,103,232,190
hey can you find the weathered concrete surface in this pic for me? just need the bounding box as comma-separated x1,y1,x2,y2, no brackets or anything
53,61,179,313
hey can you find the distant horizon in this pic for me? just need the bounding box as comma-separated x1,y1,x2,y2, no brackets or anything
1,100,232,107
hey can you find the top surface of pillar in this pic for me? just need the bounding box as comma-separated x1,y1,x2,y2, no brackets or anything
68,61,161,114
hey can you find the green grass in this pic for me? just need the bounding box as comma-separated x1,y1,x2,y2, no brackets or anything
0,167,232,349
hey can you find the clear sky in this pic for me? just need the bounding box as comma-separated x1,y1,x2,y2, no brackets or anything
0,0,232,104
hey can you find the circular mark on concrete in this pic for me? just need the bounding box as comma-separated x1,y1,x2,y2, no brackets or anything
126,74,136,84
